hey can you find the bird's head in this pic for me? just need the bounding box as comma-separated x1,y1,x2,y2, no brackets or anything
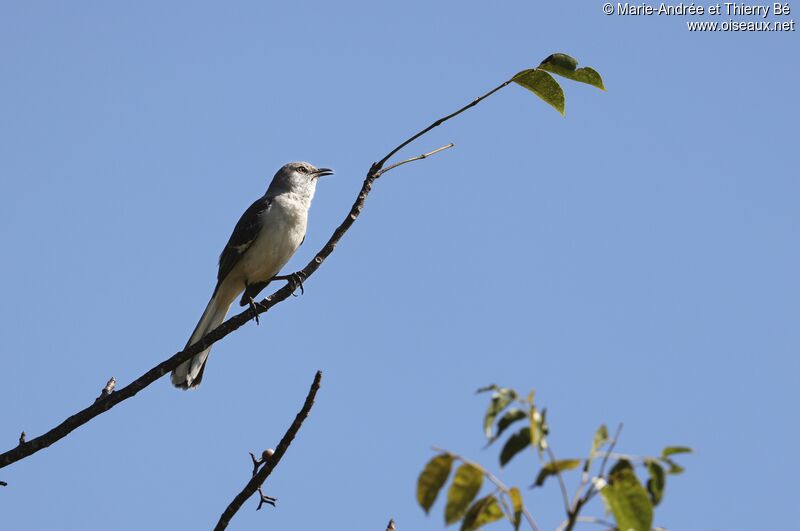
266,161,333,199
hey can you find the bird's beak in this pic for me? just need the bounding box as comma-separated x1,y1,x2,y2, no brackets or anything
312,167,334,178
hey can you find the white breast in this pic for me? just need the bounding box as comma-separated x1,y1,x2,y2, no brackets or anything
237,193,309,284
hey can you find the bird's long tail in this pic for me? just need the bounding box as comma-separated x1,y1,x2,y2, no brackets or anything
171,291,233,389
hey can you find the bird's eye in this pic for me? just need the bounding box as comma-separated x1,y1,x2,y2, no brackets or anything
299,166,309,173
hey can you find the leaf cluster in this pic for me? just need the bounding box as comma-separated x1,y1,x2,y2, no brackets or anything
417,384,692,531
511,53,605,116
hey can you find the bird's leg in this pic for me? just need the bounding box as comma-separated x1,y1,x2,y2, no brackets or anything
248,297,261,325
272,271,306,296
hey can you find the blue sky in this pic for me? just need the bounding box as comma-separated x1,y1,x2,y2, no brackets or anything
0,2,797,530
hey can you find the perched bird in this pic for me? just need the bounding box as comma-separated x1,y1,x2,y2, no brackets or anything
172,162,333,389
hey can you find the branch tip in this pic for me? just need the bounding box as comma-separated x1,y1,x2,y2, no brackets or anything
375,143,456,178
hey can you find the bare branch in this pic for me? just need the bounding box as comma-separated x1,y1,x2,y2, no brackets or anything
213,370,322,531
1,74,510,470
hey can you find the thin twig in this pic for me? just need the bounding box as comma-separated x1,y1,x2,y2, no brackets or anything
544,444,572,515
576,515,616,528
1,74,510,470
375,143,454,177
213,371,322,531
595,424,623,487
386,519,396,531
432,446,541,531
376,80,512,168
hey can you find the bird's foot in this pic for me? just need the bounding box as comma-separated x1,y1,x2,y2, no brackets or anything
257,488,277,510
272,271,306,297
248,298,262,325
248,450,277,509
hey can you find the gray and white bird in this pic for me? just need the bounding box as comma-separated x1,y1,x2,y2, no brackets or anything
172,162,333,389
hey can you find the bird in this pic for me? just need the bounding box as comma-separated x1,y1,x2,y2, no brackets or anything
171,161,333,389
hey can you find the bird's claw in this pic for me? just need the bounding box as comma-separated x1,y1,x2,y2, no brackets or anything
256,488,277,510
248,298,262,325
248,451,277,509
273,271,306,297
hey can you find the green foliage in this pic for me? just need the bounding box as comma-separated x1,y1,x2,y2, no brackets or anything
646,459,666,506
445,464,484,524
500,427,530,467
528,407,547,455
661,457,686,475
590,424,609,458
661,446,693,458
480,386,518,440
417,381,692,531
583,423,609,474
600,460,653,531
538,53,606,90
460,495,504,531
508,487,523,531
512,52,605,116
417,453,454,513
533,459,581,487
512,70,565,116
488,408,526,446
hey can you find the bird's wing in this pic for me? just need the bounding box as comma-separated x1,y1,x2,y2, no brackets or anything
216,195,272,287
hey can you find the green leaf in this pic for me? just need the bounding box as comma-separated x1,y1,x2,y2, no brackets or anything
476,384,499,394
508,487,523,531
529,407,548,455
591,424,609,457
483,388,517,439
532,459,581,487
538,53,606,91
646,459,666,506
661,446,693,458
500,427,531,467
600,459,653,531
526,390,535,405
487,408,526,446
660,457,685,475
417,454,454,513
460,495,504,531
512,69,565,116
445,464,484,525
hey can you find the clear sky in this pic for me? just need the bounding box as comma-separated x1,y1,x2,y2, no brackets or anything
0,2,797,530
